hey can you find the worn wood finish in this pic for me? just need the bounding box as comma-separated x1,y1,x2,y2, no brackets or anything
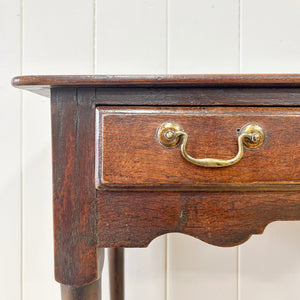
61,279,101,300
96,191,300,247
95,87,300,106
97,106,300,191
51,87,102,286
108,249,124,300
12,76,300,296
11,74,300,97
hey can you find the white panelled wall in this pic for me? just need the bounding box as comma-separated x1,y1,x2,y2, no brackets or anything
1,0,300,299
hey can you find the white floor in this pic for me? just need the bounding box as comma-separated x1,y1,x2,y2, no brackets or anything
1,0,300,299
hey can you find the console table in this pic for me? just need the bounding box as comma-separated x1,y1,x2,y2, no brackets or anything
12,74,300,300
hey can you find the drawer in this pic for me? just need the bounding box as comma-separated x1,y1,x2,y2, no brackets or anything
96,106,300,191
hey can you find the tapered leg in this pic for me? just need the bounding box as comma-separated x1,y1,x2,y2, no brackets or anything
59,248,104,300
61,279,101,300
108,248,124,300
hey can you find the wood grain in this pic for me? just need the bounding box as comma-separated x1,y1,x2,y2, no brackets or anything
61,279,102,300
23,81,300,290
11,74,300,97
97,106,300,191
95,87,300,106
51,87,102,286
96,190,300,247
240,3,300,300
108,249,124,300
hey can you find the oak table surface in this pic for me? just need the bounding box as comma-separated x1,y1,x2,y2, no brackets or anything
12,74,300,300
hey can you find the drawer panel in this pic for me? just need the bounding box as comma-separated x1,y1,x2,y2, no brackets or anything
96,107,300,191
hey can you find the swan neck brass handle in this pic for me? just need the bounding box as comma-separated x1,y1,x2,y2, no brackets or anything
157,122,265,168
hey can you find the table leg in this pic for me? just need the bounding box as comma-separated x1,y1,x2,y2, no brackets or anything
61,279,102,300
59,248,104,300
109,248,124,300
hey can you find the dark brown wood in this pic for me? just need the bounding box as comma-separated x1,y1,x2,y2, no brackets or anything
108,249,124,300
61,279,101,300
96,87,300,106
51,87,102,286
96,191,300,247
11,74,300,97
97,106,300,191
11,75,300,298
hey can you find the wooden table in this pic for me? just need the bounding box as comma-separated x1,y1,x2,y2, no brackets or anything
12,74,300,300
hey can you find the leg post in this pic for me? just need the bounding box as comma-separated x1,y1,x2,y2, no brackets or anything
61,279,101,300
108,248,124,300
59,248,104,300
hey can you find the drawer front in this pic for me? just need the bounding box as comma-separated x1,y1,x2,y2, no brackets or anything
96,106,300,191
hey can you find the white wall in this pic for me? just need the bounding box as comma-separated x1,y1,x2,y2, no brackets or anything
1,0,300,299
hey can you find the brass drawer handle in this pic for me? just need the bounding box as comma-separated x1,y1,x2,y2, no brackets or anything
157,122,265,167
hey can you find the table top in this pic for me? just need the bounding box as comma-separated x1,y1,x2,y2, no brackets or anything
12,74,300,97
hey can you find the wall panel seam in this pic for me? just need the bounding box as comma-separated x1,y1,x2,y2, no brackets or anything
93,0,97,74
239,0,243,73
20,0,24,298
165,1,169,299
238,1,241,299
166,0,169,74
237,247,241,300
